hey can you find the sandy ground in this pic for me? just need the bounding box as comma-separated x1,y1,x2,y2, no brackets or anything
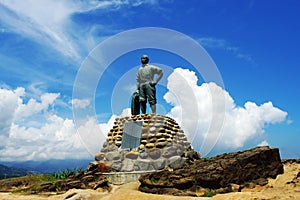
211,161,300,200
0,162,299,200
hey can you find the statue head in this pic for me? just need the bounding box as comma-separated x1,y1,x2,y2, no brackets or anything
141,54,149,64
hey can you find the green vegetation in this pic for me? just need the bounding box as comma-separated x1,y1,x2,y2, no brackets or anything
11,188,23,194
200,157,210,161
190,165,197,170
150,177,165,183
203,189,216,197
8,174,58,194
1,168,84,194
50,168,83,180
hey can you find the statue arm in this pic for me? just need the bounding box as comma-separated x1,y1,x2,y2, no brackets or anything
155,68,163,84
136,71,140,91
152,68,163,85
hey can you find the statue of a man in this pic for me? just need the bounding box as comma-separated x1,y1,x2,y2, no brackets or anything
136,55,163,114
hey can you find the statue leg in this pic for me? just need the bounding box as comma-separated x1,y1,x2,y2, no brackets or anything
150,104,156,114
140,101,147,114
146,83,156,114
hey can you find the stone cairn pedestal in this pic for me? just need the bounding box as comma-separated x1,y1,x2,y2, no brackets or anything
90,114,200,172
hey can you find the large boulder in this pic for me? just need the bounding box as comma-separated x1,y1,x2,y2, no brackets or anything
139,146,284,196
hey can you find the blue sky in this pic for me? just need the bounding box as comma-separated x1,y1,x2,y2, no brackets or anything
0,0,299,161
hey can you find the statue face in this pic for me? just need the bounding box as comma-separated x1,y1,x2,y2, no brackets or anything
141,56,149,64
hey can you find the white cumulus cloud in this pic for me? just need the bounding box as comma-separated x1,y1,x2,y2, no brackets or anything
14,93,60,121
0,87,25,137
258,140,269,146
0,87,92,161
76,108,132,155
71,98,90,109
164,68,288,155
0,86,132,161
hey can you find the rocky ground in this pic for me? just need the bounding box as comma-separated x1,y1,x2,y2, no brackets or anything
211,159,300,200
138,146,284,196
0,159,299,200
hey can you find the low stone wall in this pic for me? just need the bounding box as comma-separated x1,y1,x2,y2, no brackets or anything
103,170,158,185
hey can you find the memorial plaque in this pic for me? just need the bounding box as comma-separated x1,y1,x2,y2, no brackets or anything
121,121,143,149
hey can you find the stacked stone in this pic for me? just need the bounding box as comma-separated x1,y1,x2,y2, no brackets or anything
93,114,200,172
107,114,190,150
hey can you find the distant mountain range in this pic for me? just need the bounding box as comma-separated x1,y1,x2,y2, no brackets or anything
0,164,35,179
0,159,93,179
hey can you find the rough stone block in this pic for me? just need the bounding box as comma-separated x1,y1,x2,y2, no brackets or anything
148,148,161,160
125,151,139,159
106,151,121,161
121,159,135,172
151,158,166,170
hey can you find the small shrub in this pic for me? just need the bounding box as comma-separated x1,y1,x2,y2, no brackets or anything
190,165,197,170
150,177,165,183
203,189,216,197
50,168,82,180
12,188,23,193
200,157,210,161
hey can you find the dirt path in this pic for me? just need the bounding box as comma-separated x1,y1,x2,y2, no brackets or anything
100,182,208,200
0,182,207,200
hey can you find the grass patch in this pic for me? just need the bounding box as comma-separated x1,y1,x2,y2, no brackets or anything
50,168,83,180
11,188,23,194
203,189,216,197
200,157,210,161
150,177,165,183
1,168,84,194
190,165,197,170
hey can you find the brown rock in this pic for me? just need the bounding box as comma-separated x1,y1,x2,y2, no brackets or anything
95,153,105,161
148,148,161,160
156,132,164,138
157,138,166,142
139,146,284,195
97,162,112,172
115,141,122,147
66,180,83,189
155,123,164,128
156,141,168,148
145,143,155,149
165,129,172,134
141,133,149,139
139,144,145,150
149,126,156,132
142,127,149,133
81,175,95,183
141,139,148,145
125,151,139,159
148,133,156,138
149,137,156,143
87,161,99,171
166,138,173,143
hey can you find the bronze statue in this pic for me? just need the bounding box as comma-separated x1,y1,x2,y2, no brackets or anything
135,55,163,114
